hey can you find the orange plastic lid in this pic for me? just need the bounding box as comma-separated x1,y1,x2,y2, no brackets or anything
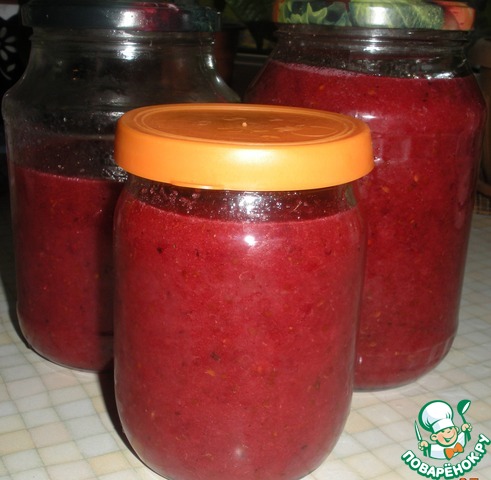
114,103,374,191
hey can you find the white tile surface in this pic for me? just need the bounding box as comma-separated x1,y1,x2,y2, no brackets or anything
1,189,491,480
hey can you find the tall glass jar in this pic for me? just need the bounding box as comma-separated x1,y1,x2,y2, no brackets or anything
113,103,373,480
246,1,486,390
2,0,238,372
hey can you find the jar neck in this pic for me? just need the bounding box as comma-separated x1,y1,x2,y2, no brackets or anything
30,28,215,57
127,176,357,222
274,25,472,78
11,27,235,120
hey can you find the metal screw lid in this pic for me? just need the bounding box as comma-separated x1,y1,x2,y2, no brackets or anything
21,0,220,32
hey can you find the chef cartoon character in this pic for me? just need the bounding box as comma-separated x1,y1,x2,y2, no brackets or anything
416,400,472,460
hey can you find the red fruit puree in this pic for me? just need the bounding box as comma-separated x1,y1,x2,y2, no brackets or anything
9,163,123,371
114,182,365,480
246,63,485,389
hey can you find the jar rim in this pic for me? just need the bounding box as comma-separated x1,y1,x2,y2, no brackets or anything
275,23,471,42
21,0,219,32
114,103,374,191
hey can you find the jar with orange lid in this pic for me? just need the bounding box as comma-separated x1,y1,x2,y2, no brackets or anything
112,103,374,480
246,0,486,390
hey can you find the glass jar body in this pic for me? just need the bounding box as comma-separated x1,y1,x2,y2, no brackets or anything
114,177,365,480
3,28,238,372
246,25,486,389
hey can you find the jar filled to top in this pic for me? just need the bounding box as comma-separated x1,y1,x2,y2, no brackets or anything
113,103,373,480
246,0,486,390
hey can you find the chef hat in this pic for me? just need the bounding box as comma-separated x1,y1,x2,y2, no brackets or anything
419,400,455,433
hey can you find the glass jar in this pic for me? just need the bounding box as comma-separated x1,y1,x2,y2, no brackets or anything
2,0,239,372
246,1,486,390
113,103,373,480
